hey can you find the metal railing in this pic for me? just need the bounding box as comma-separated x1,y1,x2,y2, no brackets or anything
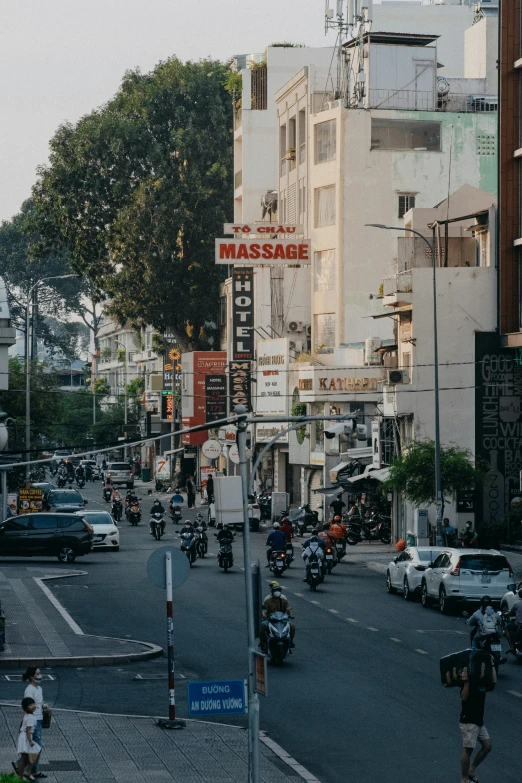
234,170,242,190
251,66,267,110
368,89,498,113
280,159,287,176
299,142,306,164
288,158,296,172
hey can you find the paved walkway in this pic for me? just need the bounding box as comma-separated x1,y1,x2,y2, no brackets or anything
0,567,162,667
0,705,314,783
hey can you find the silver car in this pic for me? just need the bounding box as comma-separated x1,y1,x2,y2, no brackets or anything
106,462,134,488
387,546,445,601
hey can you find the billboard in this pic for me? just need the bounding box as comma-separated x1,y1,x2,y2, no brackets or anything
182,352,227,445
215,238,310,264
232,267,254,360
229,360,251,413
256,338,289,416
205,375,227,423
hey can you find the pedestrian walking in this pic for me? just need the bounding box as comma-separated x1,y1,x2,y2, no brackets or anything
21,667,46,779
15,697,40,782
186,475,196,509
459,665,496,783
206,474,214,504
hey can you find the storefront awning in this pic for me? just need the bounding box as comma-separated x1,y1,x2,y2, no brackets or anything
329,461,351,484
312,485,341,496
345,466,391,484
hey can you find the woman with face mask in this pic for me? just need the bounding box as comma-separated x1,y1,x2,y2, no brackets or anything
20,667,46,779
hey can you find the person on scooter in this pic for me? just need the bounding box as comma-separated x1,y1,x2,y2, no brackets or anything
329,493,346,518
467,596,501,646
216,524,234,544
265,522,286,567
75,464,85,482
318,522,335,549
505,588,522,654
279,517,293,543
460,520,478,548
149,500,166,535
302,532,325,581
330,515,347,538
259,582,295,653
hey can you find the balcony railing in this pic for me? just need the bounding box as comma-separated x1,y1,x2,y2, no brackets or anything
299,142,306,164
234,170,242,190
280,159,287,176
368,89,498,113
251,65,267,110
383,270,412,297
288,158,296,172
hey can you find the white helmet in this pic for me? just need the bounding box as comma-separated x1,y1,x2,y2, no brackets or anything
273,522,280,529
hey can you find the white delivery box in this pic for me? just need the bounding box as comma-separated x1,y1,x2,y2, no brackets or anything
214,476,244,529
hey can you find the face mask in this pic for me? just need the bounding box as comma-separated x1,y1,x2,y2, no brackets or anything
273,591,281,598
34,675,42,682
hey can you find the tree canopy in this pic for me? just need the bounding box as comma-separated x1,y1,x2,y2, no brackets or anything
30,57,233,350
383,440,487,511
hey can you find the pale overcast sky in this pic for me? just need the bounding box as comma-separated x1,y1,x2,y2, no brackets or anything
0,0,411,223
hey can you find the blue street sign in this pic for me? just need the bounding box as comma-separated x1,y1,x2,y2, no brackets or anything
187,679,247,717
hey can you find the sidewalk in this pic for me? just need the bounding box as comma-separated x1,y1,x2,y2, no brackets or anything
0,567,162,668
0,704,318,783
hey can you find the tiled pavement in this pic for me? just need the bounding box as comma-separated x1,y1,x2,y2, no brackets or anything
0,706,312,783
0,567,162,667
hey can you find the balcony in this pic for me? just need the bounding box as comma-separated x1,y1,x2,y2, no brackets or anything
368,89,498,113
280,159,287,176
397,236,478,272
234,170,242,190
299,142,306,164
383,270,412,307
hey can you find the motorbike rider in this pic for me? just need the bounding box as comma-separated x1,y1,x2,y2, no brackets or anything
460,520,478,548
216,524,234,544
259,581,295,653
279,516,293,543
84,463,93,481
302,531,325,581
466,596,502,646
265,522,287,567
149,500,166,535
66,460,75,481
505,587,522,654
330,515,347,539
318,522,336,550
329,493,346,518
75,463,85,482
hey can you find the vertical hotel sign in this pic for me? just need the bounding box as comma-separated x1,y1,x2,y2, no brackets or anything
232,267,254,361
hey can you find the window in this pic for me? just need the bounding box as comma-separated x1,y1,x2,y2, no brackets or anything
59,516,79,528
314,313,335,353
398,194,416,218
371,119,441,151
460,555,510,572
314,185,336,227
315,120,336,163
314,249,336,291
4,517,30,531
31,515,58,530
432,554,446,569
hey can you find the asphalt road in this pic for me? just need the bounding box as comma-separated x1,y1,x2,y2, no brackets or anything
1,480,521,783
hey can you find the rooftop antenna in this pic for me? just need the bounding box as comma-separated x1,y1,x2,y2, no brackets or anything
324,1,351,102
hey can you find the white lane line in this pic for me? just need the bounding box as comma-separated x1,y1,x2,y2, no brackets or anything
415,648,428,655
310,600,320,605
508,690,522,698
34,577,84,636
390,637,402,643
328,609,339,614
293,593,303,597
346,618,358,623
366,627,379,632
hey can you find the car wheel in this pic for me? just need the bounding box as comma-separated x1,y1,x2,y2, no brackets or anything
403,577,413,601
421,581,432,608
386,571,397,594
439,586,452,614
57,546,76,563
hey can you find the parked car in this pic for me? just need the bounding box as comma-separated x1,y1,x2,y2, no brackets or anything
0,512,93,563
77,511,119,551
106,462,134,488
30,482,56,497
45,489,87,514
386,546,445,600
500,581,522,614
420,549,515,614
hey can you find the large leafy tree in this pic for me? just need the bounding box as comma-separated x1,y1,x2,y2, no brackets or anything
30,58,232,349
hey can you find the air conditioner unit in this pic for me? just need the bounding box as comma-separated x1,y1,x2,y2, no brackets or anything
288,321,305,333
289,340,303,353
386,369,409,385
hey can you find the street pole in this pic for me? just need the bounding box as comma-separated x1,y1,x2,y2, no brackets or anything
166,550,175,720
366,223,443,544
1,470,7,522
235,404,260,783
114,340,128,458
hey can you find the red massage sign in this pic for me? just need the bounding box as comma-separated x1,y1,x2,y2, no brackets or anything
215,238,310,264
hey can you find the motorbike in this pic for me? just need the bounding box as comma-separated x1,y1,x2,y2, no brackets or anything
50,464,58,477
473,616,507,669
346,515,392,546
195,525,208,558
57,474,67,488
180,531,197,564
170,505,182,524
216,535,234,572
126,502,141,526
270,550,287,578
258,492,272,520
285,542,294,567
501,613,522,664
334,539,346,562
293,504,319,537
76,475,86,489
103,487,112,503
266,612,292,665
305,553,324,591
112,498,123,522
324,546,336,574
150,510,166,541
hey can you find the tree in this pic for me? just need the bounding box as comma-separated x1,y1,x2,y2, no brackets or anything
383,440,487,514
30,58,233,350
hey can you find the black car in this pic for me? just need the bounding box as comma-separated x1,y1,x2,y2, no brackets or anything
0,513,93,563
46,489,87,513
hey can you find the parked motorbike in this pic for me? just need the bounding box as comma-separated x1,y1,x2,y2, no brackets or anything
126,502,141,526
180,531,197,564
266,612,292,665
112,498,123,522
293,504,319,537
195,525,208,558
285,542,294,568
305,553,324,591
150,510,165,541
216,535,234,572
346,516,391,546
270,550,287,578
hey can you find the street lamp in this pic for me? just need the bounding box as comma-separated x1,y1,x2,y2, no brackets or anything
114,339,128,458
365,223,443,544
25,274,78,477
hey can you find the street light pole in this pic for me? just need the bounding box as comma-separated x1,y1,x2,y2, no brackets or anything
24,274,78,478
114,339,128,457
366,223,443,544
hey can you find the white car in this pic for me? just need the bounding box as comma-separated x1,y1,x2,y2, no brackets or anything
386,546,445,601
420,548,515,614
500,581,522,614
77,511,119,551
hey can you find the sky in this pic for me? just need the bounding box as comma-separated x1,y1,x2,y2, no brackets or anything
0,0,418,224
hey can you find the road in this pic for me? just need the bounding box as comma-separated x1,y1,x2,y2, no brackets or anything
1,479,521,783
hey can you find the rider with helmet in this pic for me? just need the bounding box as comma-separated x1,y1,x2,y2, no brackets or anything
302,530,325,581
265,522,286,567
216,523,234,544
259,582,295,653
279,516,293,543
466,596,502,647
149,499,166,535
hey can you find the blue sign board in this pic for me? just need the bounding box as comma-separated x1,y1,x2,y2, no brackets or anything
187,679,247,717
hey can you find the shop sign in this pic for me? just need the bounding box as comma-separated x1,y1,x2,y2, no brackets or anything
155,456,170,479
318,377,379,391
310,452,325,466
215,239,310,265
218,425,237,443
255,423,289,444
371,419,382,470
223,223,303,235
256,338,288,416
229,360,251,412
19,486,43,514
161,390,174,421
202,439,222,459
205,375,227,423
232,267,254,360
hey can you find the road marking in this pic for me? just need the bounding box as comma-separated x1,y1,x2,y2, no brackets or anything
310,600,320,605
293,592,303,597
508,690,522,698
366,627,379,632
328,609,339,614
390,638,402,643
34,577,84,635
346,618,358,623
415,648,428,655
259,733,321,782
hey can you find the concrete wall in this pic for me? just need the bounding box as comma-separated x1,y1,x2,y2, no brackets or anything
465,15,499,94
